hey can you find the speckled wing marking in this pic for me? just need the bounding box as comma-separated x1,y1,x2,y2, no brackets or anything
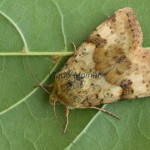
50,7,150,108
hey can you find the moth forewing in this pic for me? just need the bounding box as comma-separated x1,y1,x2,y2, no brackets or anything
49,7,150,132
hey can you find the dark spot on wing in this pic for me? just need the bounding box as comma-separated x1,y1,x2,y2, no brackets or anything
87,34,107,47
66,81,73,88
120,79,134,97
108,13,116,22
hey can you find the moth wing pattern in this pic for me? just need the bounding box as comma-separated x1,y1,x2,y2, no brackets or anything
50,7,150,108
88,7,143,51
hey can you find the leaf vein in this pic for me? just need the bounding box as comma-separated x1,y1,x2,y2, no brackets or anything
52,0,67,51
0,10,29,51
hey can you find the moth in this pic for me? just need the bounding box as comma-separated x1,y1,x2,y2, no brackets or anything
40,7,150,133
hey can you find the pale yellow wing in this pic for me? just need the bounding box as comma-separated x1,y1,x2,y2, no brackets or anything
50,7,150,108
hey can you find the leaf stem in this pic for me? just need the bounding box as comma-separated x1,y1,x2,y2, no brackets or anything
0,52,73,56
0,47,149,56
144,47,150,49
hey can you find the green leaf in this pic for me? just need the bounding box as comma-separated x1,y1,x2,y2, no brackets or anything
0,0,150,150
66,99,150,150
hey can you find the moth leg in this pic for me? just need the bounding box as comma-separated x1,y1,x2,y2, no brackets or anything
88,107,120,119
72,42,77,51
64,106,69,133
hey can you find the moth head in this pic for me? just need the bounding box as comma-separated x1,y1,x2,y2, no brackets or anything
49,89,59,105
49,82,73,106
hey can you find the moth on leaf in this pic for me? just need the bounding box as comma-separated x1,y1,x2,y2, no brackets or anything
40,7,150,133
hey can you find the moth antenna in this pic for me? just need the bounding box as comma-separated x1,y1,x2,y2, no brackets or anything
26,56,51,95
27,57,74,142
53,100,64,131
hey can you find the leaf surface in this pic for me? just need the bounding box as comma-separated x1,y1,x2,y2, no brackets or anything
0,0,150,150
